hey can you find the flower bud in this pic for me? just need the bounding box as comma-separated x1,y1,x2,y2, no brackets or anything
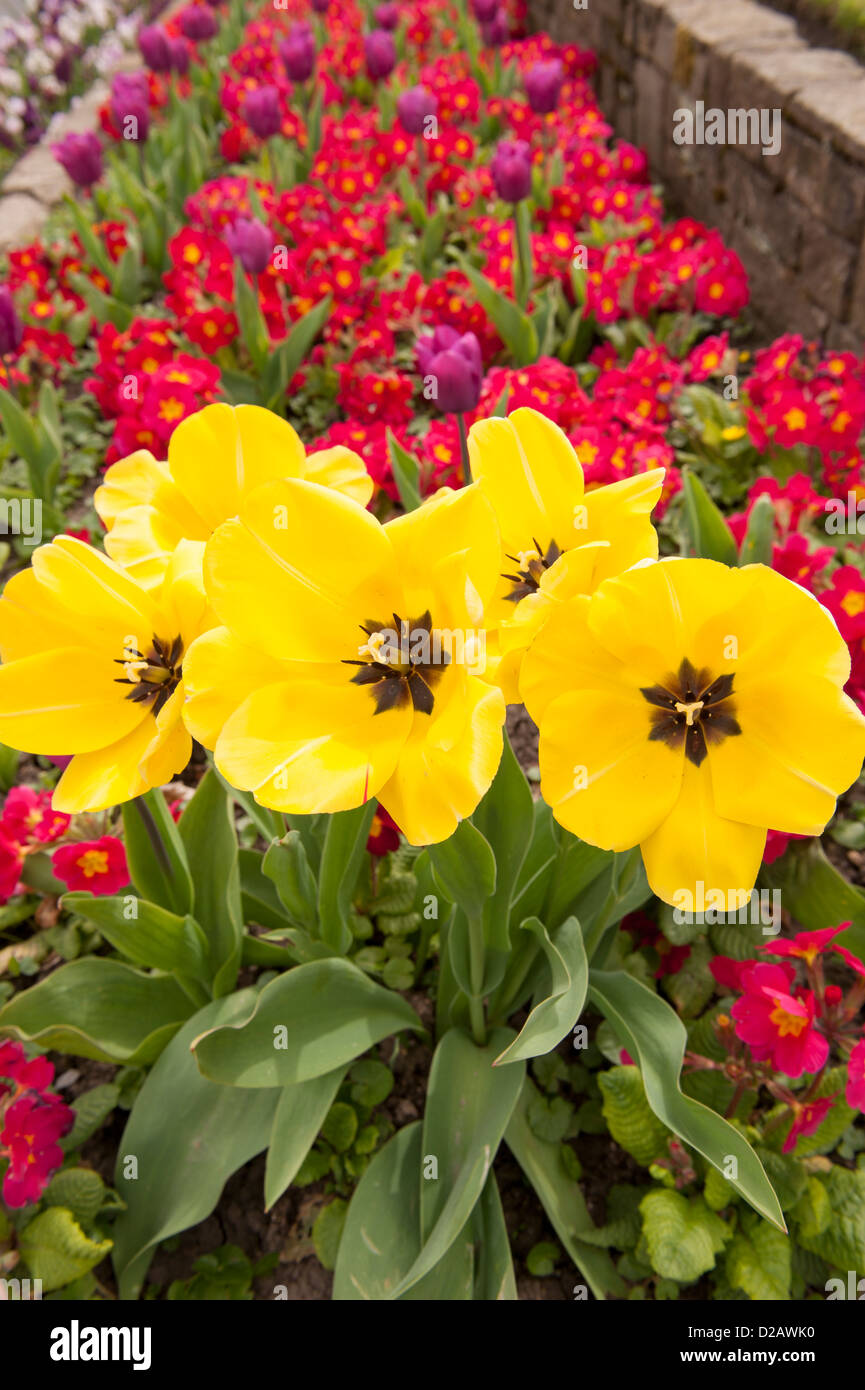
138,24,172,73
0,286,23,357
279,23,316,83
490,138,532,203
170,38,191,75
225,217,273,276
524,58,564,115
51,130,103,188
472,0,498,20
396,84,436,136
417,326,482,415
374,3,400,29
110,72,150,142
364,29,396,80
179,4,218,41
481,8,509,46
243,84,282,139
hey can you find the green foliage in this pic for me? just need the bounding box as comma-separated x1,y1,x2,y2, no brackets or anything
598,1066,671,1167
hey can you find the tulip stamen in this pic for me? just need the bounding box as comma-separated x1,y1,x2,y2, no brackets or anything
502,537,562,601
113,634,183,718
641,657,741,767
343,610,450,716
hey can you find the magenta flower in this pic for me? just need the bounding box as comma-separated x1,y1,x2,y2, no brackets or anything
730,962,829,1077
364,29,396,80
225,217,273,275
846,1038,865,1111
782,1096,836,1153
243,85,283,140
524,58,565,115
51,131,103,189
416,326,482,414
490,138,532,204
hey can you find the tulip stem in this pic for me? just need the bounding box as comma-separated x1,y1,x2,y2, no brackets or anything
467,910,487,1046
457,412,471,486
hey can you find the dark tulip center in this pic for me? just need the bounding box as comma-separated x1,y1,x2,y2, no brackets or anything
640,657,742,767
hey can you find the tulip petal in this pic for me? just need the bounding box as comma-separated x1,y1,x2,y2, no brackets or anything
384,484,501,632
538,687,684,850
31,536,157,647
641,759,766,909
183,626,292,750
52,703,185,813
0,648,144,754
709,679,865,834
305,445,374,507
167,403,308,533
520,594,634,725
377,672,505,844
214,674,411,813
204,478,402,662
469,408,583,550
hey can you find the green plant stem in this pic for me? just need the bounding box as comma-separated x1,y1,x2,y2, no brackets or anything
467,910,486,1046
132,794,173,882
457,412,471,485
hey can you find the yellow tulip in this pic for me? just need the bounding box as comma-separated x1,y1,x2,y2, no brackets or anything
94,402,373,588
0,537,213,812
183,478,506,845
521,558,865,908
468,407,664,700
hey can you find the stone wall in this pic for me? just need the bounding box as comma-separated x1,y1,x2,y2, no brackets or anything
532,0,865,347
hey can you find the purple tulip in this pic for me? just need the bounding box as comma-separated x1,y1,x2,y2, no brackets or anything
374,3,400,29
110,72,151,142
471,0,498,20
51,131,103,189
170,38,191,75
416,327,483,415
0,286,23,358
279,23,316,83
311,0,330,12
364,29,396,81
138,24,172,73
481,9,509,46
179,4,218,41
490,138,532,203
243,85,282,140
396,84,437,136
524,58,564,115
225,217,273,275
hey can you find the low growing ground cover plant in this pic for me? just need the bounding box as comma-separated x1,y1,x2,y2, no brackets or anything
0,0,863,1303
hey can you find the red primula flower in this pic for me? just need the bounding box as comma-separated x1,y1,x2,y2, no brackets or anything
760,926,846,967
782,1096,836,1154
366,805,401,856
1,786,69,845
846,1038,865,1110
51,836,129,895
730,962,829,1077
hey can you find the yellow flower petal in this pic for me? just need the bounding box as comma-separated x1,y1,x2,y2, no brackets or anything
580,469,664,583
52,706,179,813
520,593,634,725
0,566,88,661
305,445,374,507
709,680,865,834
214,675,411,812
183,626,293,750
167,402,308,533
204,478,401,662
95,450,203,538
0,648,143,754
30,536,157,649
377,671,505,844
641,760,766,910
383,484,501,633
469,407,583,549
537,687,684,850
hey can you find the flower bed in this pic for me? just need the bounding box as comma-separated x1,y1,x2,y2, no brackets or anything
0,0,863,1306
